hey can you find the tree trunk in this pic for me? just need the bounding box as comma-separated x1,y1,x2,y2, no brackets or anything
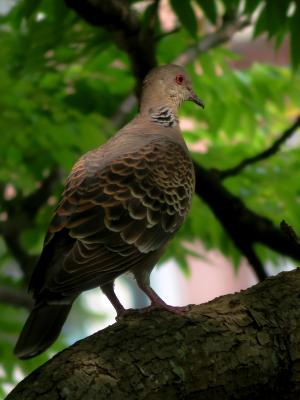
6,269,300,400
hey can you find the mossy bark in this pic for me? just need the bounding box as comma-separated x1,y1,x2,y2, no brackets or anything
7,269,300,400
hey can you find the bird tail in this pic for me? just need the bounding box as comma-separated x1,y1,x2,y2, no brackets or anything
14,302,72,360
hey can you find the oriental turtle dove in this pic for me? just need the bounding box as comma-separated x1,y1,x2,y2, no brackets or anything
15,64,204,359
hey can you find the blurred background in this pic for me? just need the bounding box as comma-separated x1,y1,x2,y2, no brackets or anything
0,0,300,396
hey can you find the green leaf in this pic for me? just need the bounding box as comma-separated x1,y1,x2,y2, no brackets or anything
8,0,42,29
53,0,69,21
195,0,217,24
142,1,159,32
170,0,197,37
264,0,289,38
244,0,261,15
253,3,267,37
253,0,290,42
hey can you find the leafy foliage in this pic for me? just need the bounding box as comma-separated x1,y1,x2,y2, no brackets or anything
0,0,300,395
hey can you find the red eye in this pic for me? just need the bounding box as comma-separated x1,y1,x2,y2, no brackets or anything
175,74,184,85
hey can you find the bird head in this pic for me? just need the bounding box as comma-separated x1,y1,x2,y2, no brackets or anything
140,64,204,114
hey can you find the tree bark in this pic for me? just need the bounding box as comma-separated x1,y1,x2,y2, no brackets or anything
7,269,300,400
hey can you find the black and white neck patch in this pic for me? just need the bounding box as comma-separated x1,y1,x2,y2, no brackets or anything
149,107,178,128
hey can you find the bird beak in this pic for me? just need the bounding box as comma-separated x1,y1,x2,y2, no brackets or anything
189,91,205,109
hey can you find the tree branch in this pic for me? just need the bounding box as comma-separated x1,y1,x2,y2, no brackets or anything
219,116,300,179
0,168,62,279
192,117,300,278
233,241,267,281
173,16,249,65
7,269,300,400
65,0,157,94
65,0,140,34
193,162,300,273
0,285,32,309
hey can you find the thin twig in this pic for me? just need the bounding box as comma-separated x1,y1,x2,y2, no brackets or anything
174,17,249,65
154,26,181,42
235,242,267,281
219,116,300,179
280,220,300,246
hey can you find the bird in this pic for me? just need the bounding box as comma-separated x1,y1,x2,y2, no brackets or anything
14,64,204,359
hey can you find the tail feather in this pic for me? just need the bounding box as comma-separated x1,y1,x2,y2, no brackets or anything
14,303,72,360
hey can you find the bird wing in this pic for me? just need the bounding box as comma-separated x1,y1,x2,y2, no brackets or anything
31,138,194,296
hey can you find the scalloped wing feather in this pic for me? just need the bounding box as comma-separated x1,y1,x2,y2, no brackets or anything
32,138,194,296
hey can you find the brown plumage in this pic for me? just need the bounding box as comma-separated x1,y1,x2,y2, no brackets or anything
14,64,204,359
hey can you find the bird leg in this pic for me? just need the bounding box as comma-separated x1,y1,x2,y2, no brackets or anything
100,282,126,318
134,272,189,315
